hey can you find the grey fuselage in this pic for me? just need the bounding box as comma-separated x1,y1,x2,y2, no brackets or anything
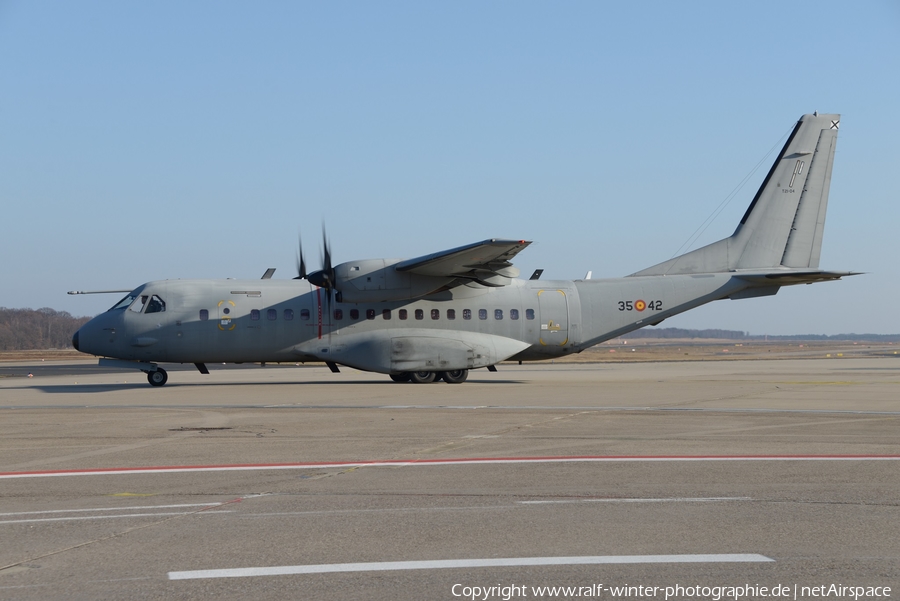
75,272,752,374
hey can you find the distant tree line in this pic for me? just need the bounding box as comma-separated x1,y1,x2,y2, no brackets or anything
756,333,900,341
0,308,91,351
623,327,749,339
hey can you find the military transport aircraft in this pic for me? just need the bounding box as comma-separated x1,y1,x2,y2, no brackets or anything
72,113,853,386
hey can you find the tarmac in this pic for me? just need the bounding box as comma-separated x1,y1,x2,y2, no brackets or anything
0,358,898,600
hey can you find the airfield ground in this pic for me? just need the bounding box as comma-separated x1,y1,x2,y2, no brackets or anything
0,347,897,600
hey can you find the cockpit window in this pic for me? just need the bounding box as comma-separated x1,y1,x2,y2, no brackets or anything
145,295,166,314
109,293,138,311
129,295,148,313
112,293,165,314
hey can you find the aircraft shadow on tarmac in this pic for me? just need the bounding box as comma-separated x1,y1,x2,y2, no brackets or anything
7,379,527,394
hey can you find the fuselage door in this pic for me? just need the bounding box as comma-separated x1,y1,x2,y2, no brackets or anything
537,289,569,346
217,299,237,331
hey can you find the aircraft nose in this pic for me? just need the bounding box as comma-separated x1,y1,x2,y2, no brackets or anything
72,330,80,351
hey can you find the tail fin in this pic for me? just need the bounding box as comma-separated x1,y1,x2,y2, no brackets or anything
632,113,840,276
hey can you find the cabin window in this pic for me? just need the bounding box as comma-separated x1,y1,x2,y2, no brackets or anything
267,309,277,321
366,309,376,320
415,309,424,320
300,308,310,320
431,309,440,320
250,309,260,321
526,309,535,320
383,309,391,320
447,309,456,320
199,309,209,321
284,309,293,321
478,309,488,320
510,309,519,320
399,309,408,320
463,309,472,320
334,309,343,320
350,309,359,320
494,309,503,320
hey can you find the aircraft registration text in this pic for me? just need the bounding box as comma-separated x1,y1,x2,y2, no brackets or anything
618,300,662,312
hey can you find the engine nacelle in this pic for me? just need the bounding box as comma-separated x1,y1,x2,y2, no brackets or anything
333,259,455,303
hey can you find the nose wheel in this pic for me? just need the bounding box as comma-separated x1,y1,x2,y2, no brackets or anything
146,368,168,387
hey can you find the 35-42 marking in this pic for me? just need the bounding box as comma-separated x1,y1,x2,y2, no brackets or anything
618,299,661,312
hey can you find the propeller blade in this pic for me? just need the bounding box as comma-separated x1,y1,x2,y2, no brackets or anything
321,225,334,286
301,225,340,329
307,225,337,291
294,235,307,280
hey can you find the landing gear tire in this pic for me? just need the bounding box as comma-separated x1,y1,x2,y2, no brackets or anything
147,368,168,387
389,373,411,383
442,369,468,384
432,371,446,383
409,371,437,384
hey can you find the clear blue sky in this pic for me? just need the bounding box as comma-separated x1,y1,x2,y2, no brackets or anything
1,1,898,334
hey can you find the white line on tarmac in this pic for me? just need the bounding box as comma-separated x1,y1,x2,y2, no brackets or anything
168,554,774,580
0,503,224,517
0,511,233,525
518,497,752,505
3,455,899,479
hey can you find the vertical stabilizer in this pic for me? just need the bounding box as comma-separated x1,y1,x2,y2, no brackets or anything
632,113,840,276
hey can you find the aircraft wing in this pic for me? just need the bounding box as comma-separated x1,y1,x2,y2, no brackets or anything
395,239,532,286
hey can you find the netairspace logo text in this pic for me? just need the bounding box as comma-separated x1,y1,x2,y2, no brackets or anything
450,583,892,600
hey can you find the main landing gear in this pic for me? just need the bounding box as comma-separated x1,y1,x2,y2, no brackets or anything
389,369,469,384
146,368,168,387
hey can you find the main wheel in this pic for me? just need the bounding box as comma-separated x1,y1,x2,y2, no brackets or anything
147,368,168,387
389,373,411,383
408,371,437,384
442,369,468,384
432,371,446,383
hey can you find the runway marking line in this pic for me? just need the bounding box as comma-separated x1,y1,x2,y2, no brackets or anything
2,455,899,479
518,496,752,505
0,502,225,517
168,554,774,580
0,511,235,525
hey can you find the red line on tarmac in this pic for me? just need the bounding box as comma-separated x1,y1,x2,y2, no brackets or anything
2,455,899,479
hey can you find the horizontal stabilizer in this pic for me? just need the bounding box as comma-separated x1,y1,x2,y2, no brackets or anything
733,270,861,286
